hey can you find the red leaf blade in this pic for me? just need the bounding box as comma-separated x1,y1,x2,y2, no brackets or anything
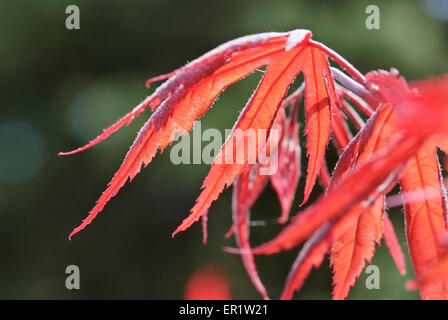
383,213,406,276
301,47,336,205
401,142,448,299
271,102,301,223
173,46,309,237
59,32,290,156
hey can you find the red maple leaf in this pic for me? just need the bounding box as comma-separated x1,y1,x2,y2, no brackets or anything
60,30,448,300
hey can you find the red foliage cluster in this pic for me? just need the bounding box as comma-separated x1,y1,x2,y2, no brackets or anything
60,30,448,300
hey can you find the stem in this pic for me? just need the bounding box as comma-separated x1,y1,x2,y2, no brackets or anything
336,84,374,117
340,99,365,130
331,67,369,96
309,40,369,88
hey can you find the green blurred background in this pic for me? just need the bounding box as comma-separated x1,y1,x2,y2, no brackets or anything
0,0,447,299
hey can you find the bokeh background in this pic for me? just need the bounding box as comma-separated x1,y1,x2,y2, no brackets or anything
0,0,447,299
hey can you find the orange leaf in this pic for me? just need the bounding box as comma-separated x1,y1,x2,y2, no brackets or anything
330,104,395,300
271,101,301,223
301,47,336,205
59,33,289,156
173,45,311,237
280,224,331,300
330,199,383,300
279,199,380,299
283,103,394,300
67,31,311,238
231,164,270,300
401,142,448,299
251,117,424,256
406,249,448,293
331,107,352,153
383,212,406,276
226,109,290,299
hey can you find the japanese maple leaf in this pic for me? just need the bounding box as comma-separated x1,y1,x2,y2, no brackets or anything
270,98,301,224
226,98,302,299
400,141,448,299
59,29,363,240
330,103,396,300
59,28,448,300
246,70,448,299
224,108,286,300
253,102,406,299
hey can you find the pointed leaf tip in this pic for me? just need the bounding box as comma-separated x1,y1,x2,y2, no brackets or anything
300,46,335,206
